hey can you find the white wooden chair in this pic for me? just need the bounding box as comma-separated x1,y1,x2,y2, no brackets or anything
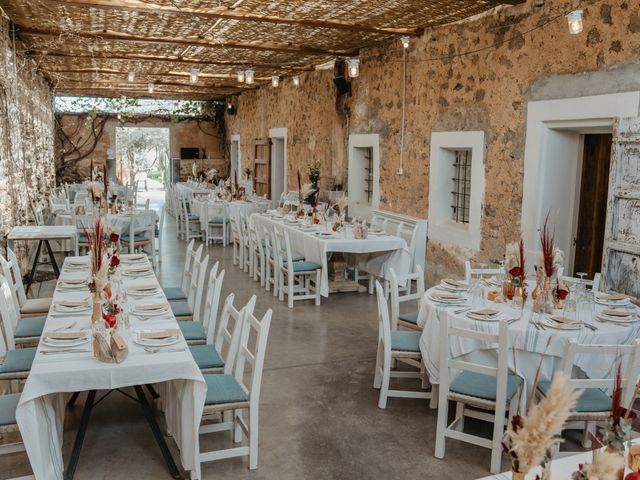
0,392,25,458
154,206,165,264
275,229,321,308
229,217,243,268
0,279,37,384
262,225,278,297
197,306,272,475
204,202,228,246
72,212,95,254
249,225,266,286
181,197,203,242
536,339,640,450
239,214,252,275
434,315,521,474
161,240,202,301
190,294,257,374
170,254,209,328
0,250,52,318
389,265,425,331
464,261,503,283
373,281,430,409
557,267,602,293
176,261,220,345
0,275,43,347
121,211,157,269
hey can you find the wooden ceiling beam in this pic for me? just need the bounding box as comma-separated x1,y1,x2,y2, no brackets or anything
54,0,421,36
48,76,253,91
54,87,228,99
43,67,263,84
20,28,357,56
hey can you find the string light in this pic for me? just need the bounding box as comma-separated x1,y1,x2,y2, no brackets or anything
147,83,154,93
190,67,199,83
127,70,135,82
400,36,410,48
292,75,300,87
237,71,245,83
566,10,584,34
347,59,360,78
271,75,280,87
245,70,254,84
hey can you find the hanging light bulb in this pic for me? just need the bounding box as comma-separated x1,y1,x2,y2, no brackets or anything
127,70,135,82
292,75,300,87
237,70,245,83
566,10,584,34
190,67,199,83
147,83,155,94
400,36,410,49
271,75,280,87
347,59,360,78
245,70,255,84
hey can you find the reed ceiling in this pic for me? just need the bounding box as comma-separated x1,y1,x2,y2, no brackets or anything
1,0,522,100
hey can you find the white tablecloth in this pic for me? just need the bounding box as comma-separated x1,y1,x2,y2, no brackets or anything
176,182,211,199
193,199,268,231
418,286,640,394
16,255,206,479
7,226,78,256
251,213,411,297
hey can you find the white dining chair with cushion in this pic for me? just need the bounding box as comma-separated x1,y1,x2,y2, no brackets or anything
161,240,202,301
275,229,321,308
557,267,602,294
171,254,209,332
204,202,228,246
262,225,278,296
536,339,640,450
239,214,252,275
121,211,157,268
0,393,24,457
389,265,424,331
373,281,430,409
0,249,52,318
181,197,203,242
464,260,503,283
0,274,44,347
0,280,37,384
197,306,272,476
249,225,266,286
229,217,243,268
434,315,522,474
190,294,256,374
179,262,222,345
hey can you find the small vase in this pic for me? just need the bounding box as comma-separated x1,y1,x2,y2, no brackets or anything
606,445,625,480
533,277,554,314
511,471,525,480
91,292,102,324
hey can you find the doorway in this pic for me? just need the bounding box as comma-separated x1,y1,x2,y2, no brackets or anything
573,134,612,278
269,128,287,207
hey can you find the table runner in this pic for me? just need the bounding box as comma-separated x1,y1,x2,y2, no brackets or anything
16,255,206,479
418,286,640,391
250,213,411,296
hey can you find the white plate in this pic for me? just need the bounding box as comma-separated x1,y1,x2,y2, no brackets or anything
428,295,467,304
133,334,180,347
595,298,631,307
133,306,170,317
123,271,153,278
128,288,161,297
439,283,468,292
42,336,90,348
316,232,337,238
54,304,90,313
540,317,583,330
466,312,501,322
596,313,637,324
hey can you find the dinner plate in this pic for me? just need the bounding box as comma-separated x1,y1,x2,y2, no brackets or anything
428,294,466,304
540,317,583,330
596,313,637,324
466,312,501,321
595,298,631,307
439,282,468,292
42,336,90,348
316,232,337,238
132,306,170,317
133,333,180,347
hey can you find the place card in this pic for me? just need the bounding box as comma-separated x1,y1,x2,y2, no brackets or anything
134,302,170,311
549,315,580,325
44,331,86,340
602,309,632,318
470,308,499,317
55,299,89,307
598,293,628,301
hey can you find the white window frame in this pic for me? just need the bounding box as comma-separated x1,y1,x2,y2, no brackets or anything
348,133,380,220
428,131,485,251
230,133,241,179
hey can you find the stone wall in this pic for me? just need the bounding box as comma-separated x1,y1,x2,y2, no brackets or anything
226,0,640,284
56,114,226,183
0,17,56,246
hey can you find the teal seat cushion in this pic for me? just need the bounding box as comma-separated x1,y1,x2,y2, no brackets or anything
390,331,421,352
14,316,46,338
121,233,150,242
170,301,193,318
399,311,419,325
187,213,199,220
162,286,187,301
0,348,37,374
537,380,611,412
179,321,206,341
190,344,224,370
450,371,522,402
204,374,249,405
0,394,20,426
208,217,229,224
292,261,321,272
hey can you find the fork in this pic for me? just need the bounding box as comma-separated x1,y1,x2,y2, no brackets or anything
143,346,187,354
54,321,77,331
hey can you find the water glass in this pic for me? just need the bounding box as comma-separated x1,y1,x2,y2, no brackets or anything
563,297,578,322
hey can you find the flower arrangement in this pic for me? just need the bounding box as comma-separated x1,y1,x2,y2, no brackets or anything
504,239,527,300
503,372,580,478
205,168,218,183
307,159,322,188
602,363,637,453
101,286,121,329
572,450,626,480
533,215,565,313
83,217,108,295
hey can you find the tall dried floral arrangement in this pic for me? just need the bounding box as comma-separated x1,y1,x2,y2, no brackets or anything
82,216,108,295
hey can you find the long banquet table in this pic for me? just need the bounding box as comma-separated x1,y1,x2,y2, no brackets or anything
192,198,269,230
250,212,411,297
15,254,206,479
418,285,640,399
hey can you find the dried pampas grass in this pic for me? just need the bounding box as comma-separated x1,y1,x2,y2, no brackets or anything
508,372,580,473
573,450,624,480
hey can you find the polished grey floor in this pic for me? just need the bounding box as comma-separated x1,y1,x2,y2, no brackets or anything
4,214,499,480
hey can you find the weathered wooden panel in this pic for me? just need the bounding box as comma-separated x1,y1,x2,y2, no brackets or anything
611,198,640,246
606,251,640,299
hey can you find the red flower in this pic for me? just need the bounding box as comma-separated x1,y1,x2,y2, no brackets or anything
103,313,117,328
313,218,320,225
557,288,569,300
509,267,522,278
109,232,119,243
104,286,112,300
110,255,120,268
332,225,337,232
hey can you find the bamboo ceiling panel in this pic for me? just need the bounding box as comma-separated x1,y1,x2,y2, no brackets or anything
0,0,521,100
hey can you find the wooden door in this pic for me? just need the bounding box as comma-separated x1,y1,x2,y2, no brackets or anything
573,134,612,278
601,117,640,298
253,138,271,198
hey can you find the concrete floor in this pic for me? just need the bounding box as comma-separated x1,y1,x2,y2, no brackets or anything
4,213,506,480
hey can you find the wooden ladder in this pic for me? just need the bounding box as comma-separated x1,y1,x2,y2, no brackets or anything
253,138,271,198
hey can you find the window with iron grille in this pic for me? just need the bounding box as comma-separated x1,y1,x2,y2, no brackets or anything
363,147,374,204
451,150,471,224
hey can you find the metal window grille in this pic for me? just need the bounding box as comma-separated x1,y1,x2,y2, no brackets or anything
451,150,471,224
363,147,373,204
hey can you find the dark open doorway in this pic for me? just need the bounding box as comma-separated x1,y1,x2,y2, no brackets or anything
573,133,612,278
